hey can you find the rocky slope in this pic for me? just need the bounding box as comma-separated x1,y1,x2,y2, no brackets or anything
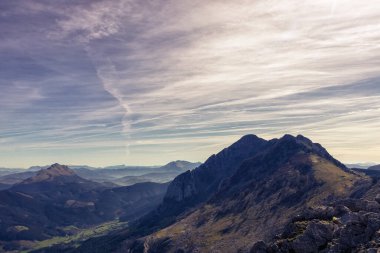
138,135,270,231
251,197,380,252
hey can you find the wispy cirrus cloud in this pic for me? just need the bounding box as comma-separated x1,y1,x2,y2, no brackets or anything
0,0,379,167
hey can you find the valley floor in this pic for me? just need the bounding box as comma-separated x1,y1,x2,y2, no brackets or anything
1,220,128,253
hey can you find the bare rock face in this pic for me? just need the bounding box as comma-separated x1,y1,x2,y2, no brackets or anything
164,135,269,204
290,220,335,252
163,171,198,202
153,134,271,226
252,199,380,253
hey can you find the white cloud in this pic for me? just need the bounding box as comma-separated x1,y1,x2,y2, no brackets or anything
1,0,380,166
52,0,380,163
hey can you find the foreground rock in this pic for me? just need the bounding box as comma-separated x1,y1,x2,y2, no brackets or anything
251,198,380,253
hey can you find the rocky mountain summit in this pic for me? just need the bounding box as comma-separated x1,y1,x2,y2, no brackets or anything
20,163,75,182
143,135,270,228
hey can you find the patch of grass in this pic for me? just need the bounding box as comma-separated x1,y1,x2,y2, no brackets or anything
21,220,128,253
308,155,359,204
13,226,29,232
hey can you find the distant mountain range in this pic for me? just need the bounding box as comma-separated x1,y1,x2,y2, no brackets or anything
0,161,201,190
2,135,380,253
0,164,169,251
48,134,380,253
346,163,378,169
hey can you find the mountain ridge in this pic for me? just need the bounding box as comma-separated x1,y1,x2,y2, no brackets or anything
134,134,365,252
18,163,76,184
0,161,201,188
56,134,375,253
7,134,379,253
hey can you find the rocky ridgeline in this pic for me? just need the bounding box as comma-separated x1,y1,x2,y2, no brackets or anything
251,196,380,253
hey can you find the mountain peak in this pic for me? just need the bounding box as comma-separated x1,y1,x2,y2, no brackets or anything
42,163,75,176
162,134,269,206
20,163,76,184
165,160,194,168
235,134,265,145
279,133,311,143
161,161,202,172
270,134,347,170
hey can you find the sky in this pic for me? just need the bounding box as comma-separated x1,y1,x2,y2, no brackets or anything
0,0,379,168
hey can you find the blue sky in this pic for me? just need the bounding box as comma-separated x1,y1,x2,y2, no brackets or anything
1,0,380,168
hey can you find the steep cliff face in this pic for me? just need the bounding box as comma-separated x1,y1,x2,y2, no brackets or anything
162,135,269,210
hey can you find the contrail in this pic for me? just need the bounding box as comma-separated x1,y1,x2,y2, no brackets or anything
85,47,132,159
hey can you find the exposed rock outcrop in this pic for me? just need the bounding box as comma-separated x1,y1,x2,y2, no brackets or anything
251,199,380,253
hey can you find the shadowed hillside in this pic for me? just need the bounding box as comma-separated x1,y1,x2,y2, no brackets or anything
0,164,169,252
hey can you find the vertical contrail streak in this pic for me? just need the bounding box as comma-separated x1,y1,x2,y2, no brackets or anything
85,47,132,160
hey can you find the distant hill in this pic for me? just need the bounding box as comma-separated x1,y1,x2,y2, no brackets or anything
0,161,201,187
352,164,380,178
346,163,377,169
0,168,24,177
0,171,35,185
0,164,168,244
368,164,380,170
114,161,201,186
